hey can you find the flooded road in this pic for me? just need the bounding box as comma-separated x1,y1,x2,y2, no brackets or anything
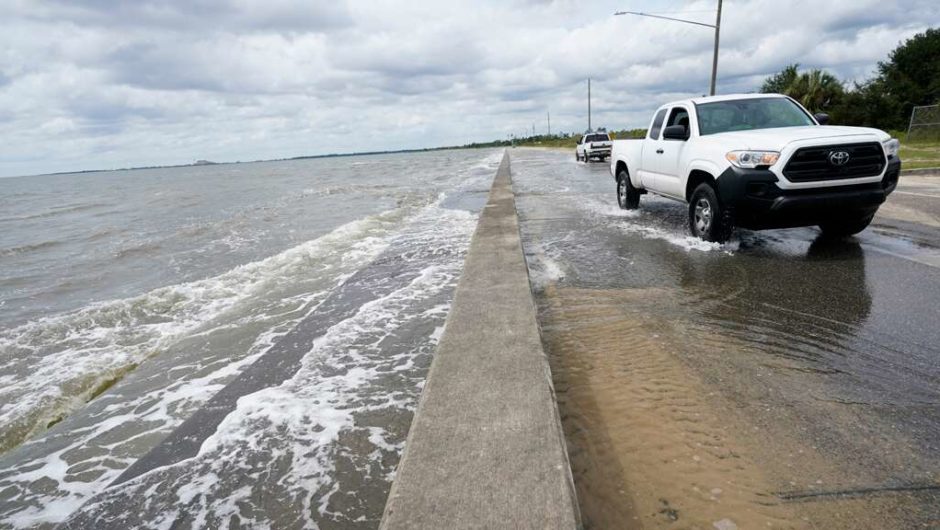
512,148,940,529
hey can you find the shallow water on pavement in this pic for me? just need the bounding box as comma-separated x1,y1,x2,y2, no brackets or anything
512,148,940,529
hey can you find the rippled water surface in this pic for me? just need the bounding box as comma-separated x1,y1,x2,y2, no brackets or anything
513,148,940,529
0,149,501,528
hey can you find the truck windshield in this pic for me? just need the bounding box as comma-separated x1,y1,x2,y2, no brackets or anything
587,134,609,142
696,98,816,135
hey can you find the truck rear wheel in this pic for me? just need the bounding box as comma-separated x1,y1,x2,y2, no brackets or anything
689,183,733,243
818,214,874,238
616,170,640,210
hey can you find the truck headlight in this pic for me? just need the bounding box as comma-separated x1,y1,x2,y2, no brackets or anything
882,138,900,159
725,150,780,169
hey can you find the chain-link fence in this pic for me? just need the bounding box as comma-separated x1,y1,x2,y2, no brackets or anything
906,104,940,142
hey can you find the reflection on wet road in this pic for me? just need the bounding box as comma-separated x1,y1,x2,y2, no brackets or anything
512,148,940,529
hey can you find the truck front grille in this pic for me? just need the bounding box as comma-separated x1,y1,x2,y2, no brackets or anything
783,142,886,182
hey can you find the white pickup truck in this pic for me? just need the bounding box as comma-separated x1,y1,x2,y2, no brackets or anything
609,93,901,242
576,132,613,162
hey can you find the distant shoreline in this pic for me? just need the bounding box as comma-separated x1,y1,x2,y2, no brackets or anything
10,145,483,180
3,131,651,180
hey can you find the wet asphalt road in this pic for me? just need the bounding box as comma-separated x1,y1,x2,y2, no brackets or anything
511,148,940,529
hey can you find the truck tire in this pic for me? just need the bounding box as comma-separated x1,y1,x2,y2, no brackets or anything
689,183,733,242
818,214,874,238
616,170,640,210
576,152,581,161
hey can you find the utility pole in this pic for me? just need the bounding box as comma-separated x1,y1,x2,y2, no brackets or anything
615,0,723,96
710,0,722,97
547,110,551,137
588,78,592,131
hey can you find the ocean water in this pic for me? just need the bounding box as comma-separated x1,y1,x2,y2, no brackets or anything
0,149,501,529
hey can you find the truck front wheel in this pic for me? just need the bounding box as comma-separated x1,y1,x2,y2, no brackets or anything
616,170,640,210
818,214,874,238
689,183,733,243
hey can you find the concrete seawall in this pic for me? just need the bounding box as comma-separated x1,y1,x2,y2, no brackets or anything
380,151,580,529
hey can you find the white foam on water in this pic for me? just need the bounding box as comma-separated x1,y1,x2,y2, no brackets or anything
217,231,255,251
300,185,359,198
527,250,566,288
615,222,732,252
201,264,464,525
428,324,446,345
0,147,502,528
1,287,369,528
423,304,451,345
0,208,426,450
0,210,417,529
65,203,479,529
579,195,736,253
468,150,505,172
580,195,642,220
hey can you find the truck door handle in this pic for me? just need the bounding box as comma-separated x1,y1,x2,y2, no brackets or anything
656,148,664,154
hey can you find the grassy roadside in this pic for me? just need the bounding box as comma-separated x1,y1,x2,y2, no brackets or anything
511,137,578,149
502,129,647,150
899,140,940,170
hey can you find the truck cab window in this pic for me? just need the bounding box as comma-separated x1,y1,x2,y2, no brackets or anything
649,109,667,140
667,107,690,135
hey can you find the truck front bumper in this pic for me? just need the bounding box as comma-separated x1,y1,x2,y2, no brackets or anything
717,158,901,230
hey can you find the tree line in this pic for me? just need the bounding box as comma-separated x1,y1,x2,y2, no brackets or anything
760,27,939,133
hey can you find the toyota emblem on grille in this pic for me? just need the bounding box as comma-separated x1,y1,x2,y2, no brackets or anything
828,151,850,166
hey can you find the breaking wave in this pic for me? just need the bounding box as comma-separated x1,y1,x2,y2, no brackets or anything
0,207,415,457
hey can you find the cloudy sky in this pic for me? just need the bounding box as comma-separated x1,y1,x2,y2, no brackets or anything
1,0,937,177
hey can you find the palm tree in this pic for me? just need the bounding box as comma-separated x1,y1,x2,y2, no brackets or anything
787,69,845,112
760,64,799,94
761,66,846,112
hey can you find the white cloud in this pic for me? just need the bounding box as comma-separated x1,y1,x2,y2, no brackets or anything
0,0,937,177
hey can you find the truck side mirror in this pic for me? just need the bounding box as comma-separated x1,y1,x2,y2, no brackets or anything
662,125,688,141
814,113,830,125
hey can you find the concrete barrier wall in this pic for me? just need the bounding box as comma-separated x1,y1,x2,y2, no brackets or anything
380,151,580,529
